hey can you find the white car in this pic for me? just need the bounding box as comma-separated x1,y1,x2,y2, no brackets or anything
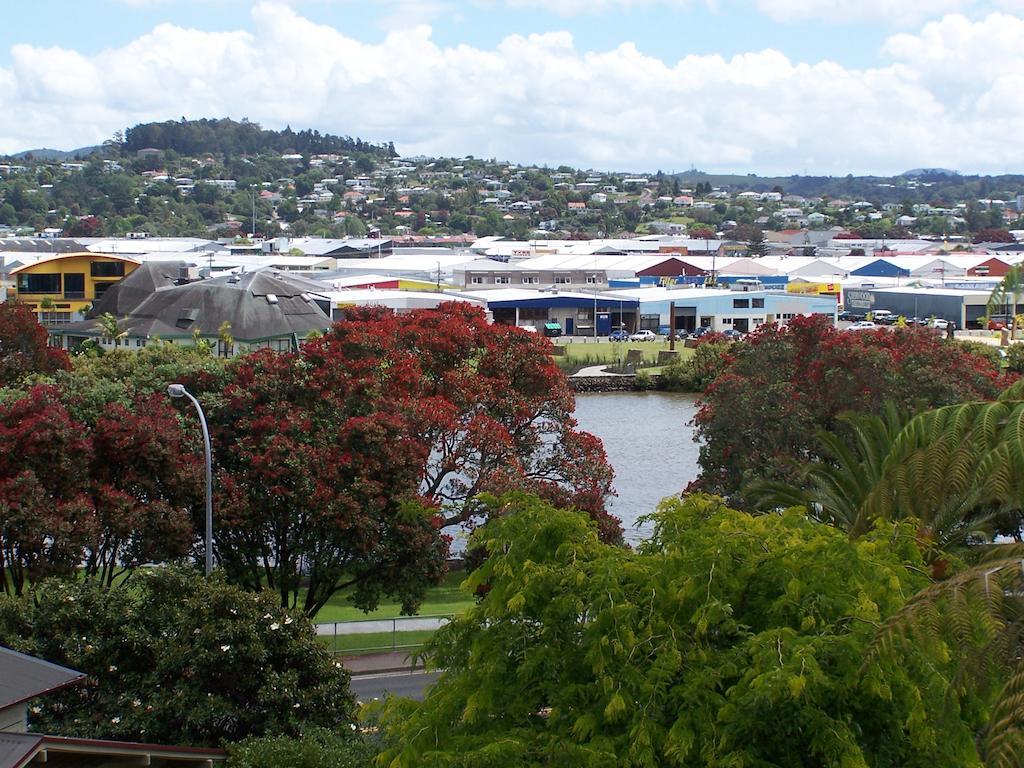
628,329,657,342
846,321,878,331
928,318,951,331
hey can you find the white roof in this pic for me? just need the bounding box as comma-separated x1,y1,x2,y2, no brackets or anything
871,286,992,299
328,289,484,310
456,288,624,302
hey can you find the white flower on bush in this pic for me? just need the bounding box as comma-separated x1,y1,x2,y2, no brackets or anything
269,622,280,631
220,644,230,652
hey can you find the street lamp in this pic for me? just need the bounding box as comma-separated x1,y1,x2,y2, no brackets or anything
167,384,214,577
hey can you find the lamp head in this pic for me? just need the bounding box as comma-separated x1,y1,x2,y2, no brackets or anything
167,384,186,398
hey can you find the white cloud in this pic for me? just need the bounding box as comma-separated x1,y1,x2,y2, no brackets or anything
1,3,1023,174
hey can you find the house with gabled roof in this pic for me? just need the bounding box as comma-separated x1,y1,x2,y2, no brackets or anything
0,646,224,768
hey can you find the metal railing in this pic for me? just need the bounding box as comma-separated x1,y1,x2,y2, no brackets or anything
316,614,454,655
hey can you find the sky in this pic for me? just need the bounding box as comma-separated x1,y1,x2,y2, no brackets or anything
1,0,1024,176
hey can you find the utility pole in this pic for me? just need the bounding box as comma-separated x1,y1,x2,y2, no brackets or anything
669,301,676,351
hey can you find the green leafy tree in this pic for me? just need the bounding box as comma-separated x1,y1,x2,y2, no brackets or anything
379,493,984,767
0,567,353,747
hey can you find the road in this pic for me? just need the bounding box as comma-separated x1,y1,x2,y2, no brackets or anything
350,670,440,702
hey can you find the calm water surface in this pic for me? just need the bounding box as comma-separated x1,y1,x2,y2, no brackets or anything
573,391,700,545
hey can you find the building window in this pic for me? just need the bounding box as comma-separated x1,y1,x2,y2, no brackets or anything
17,274,61,293
495,276,510,284
40,311,72,325
91,261,126,278
522,275,538,284
470,276,484,285
64,273,85,299
554,275,572,285
586,274,599,284
752,298,765,308
721,318,733,325
732,298,749,308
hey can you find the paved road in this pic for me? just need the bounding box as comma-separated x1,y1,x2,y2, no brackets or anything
350,670,440,702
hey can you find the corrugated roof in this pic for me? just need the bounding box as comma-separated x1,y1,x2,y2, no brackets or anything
0,646,84,711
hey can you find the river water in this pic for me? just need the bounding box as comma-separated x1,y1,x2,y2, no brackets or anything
574,391,701,545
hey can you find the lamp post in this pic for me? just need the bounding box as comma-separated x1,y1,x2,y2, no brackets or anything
167,384,213,577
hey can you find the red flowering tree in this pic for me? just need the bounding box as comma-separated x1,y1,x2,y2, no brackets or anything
84,393,202,587
211,348,446,616
693,315,1011,500
211,303,617,615
0,386,96,594
0,302,69,387
0,385,202,594
318,303,616,536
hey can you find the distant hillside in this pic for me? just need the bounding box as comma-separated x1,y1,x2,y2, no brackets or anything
901,168,959,177
122,118,396,159
673,169,1024,204
9,145,103,161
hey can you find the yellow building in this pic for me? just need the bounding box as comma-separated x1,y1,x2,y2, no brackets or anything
10,253,140,325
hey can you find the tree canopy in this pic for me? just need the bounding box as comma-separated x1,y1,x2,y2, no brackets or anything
693,315,1012,501
378,493,987,767
0,303,69,387
0,567,353,747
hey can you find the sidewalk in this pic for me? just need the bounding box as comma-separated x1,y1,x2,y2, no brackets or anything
342,651,424,675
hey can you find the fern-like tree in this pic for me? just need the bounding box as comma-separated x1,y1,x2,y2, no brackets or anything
749,383,1024,552
988,265,1024,338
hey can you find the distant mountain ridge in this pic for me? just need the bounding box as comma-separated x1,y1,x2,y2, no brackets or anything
9,145,103,161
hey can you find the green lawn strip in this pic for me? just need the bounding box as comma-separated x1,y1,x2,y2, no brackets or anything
319,629,438,656
555,340,692,372
311,570,473,624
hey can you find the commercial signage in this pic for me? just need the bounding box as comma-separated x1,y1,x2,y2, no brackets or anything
845,290,875,309
786,282,839,295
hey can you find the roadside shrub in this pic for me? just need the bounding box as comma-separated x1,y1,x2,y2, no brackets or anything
660,338,730,392
1006,343,1024,373
633,369,654,390
954,339,1003,373
227,727,379,768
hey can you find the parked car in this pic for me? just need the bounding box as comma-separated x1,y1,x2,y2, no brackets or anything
628,329,657,342
837,310,864,322
691,326,714,339
609,329,629,342
846,320,878,331
928,318,951,331
722,329,744,341
870,310,896,325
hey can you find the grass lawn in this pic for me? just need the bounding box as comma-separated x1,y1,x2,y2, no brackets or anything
320,629,438,656
312,570,474,624
554,339,692,372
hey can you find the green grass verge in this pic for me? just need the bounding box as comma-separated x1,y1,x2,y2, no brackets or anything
554,340,692,372
312,571,473,624
320,629,438,656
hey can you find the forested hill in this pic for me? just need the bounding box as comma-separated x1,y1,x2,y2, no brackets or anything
122,118,396,159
